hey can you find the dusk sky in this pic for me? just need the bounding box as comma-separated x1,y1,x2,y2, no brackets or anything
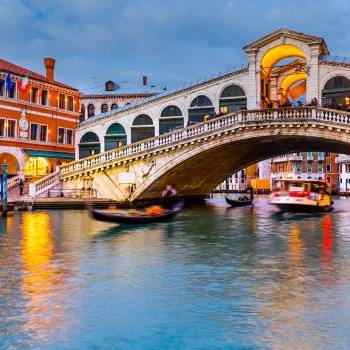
2,0,350,91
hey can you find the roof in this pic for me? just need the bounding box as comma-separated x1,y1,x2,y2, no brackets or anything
244,28,329,55
81,81,163,97
0,58,78,91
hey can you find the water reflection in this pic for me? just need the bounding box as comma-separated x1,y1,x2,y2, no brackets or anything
21,212,66,342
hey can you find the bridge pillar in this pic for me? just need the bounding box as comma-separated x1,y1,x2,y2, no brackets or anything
306,47,321,103
246,51,259,109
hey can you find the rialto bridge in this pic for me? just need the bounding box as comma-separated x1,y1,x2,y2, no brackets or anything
29,28,350,200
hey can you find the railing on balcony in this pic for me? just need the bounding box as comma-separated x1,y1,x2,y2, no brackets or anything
61,106,350,178
29,170,60,198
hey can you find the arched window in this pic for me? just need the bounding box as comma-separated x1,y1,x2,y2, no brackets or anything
78,132,100,159
111,103,118,110
159,105,184,134
87,104,95,118
101,103,109,113
105,80,116,91
219,84,246,113
131,114,155,142
188,95,214,123
104,123,127,151
322,76,350,110
80,105,85,122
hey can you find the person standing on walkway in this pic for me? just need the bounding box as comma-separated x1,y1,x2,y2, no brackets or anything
19,178,24,196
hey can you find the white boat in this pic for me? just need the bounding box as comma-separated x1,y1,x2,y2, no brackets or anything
269,179,333,212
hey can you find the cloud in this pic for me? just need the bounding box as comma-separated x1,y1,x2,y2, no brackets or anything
1,0,350,91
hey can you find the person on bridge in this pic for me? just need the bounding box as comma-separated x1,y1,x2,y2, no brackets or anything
162,185,178,209
19,178,24,196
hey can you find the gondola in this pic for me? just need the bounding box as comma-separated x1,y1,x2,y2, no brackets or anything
90,200,184,224
225,196,253,207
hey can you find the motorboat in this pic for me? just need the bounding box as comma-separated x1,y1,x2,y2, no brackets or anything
269,179,333,212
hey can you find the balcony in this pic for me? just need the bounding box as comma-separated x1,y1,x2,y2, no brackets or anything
336,154,350,163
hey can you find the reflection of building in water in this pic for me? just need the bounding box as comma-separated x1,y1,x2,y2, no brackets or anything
21,212,66,340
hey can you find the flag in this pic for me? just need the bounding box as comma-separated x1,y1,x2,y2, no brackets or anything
20,76,28,91
5,73,13,93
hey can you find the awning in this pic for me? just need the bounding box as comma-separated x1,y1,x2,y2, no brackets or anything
26,149,75,160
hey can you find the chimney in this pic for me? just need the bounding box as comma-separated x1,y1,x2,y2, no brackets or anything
142,75,148,86
44,57,56,83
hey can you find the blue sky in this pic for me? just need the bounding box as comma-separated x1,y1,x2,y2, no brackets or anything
2,0,350,91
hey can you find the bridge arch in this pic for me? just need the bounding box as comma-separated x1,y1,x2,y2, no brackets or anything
131,122,350,201
159,105,184,134
78,132,101,159
280,72,308,98
131,114,155,143
188,95,214,124
0,152,19,176
104,123,127,151
219,84,247,112
321,74,350,109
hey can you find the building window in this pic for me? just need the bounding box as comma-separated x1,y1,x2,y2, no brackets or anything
295,163,301,173
8,82,16,99
306,152,313,160
101,103,108,113
307,162,312,173
31,87,38,103
30,123,47,141
58,128,65,144
0,80,5,96
30,123,38,140
326,164,331,172
111,103,118,110
80,105,85,122
67,96,74,111
66,129,73,145
41,90,48,105
39,125,47,141
325,152,331,157
59,94,65,109
87,104,95,118
318,162,323,173
105,81,116,91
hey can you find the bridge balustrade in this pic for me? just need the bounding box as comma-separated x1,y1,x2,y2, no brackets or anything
60,107,350,178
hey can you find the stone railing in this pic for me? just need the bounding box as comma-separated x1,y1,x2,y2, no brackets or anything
7,175,23,190
60,107,350,178
29,170,61,198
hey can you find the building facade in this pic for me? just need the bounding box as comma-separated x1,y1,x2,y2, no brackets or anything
336,155,350,194
271,152,339,192
0,57,80,178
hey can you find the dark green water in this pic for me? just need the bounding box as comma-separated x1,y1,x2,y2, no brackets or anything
1,196,350,349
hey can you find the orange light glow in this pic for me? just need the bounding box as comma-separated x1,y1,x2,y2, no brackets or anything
261,44,306,76
280,72,308,97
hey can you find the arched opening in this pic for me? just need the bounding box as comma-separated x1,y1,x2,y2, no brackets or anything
79,132,101,159
131,115,155,143
24,156,48,177
219,85,247,113
104,123,127,151
188,95,214,124
0,153,19,176
87,104,95,118
322,76,350,110
80,105,85,122
159,105,184,134
101,103,109,113
260,44,307,108
111,103,118,110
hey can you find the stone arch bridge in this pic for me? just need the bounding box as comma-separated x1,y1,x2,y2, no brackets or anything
30,107,350,201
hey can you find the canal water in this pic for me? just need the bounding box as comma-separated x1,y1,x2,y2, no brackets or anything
1,196,350,349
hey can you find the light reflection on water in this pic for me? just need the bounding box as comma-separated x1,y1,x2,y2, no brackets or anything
1,196,350,349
